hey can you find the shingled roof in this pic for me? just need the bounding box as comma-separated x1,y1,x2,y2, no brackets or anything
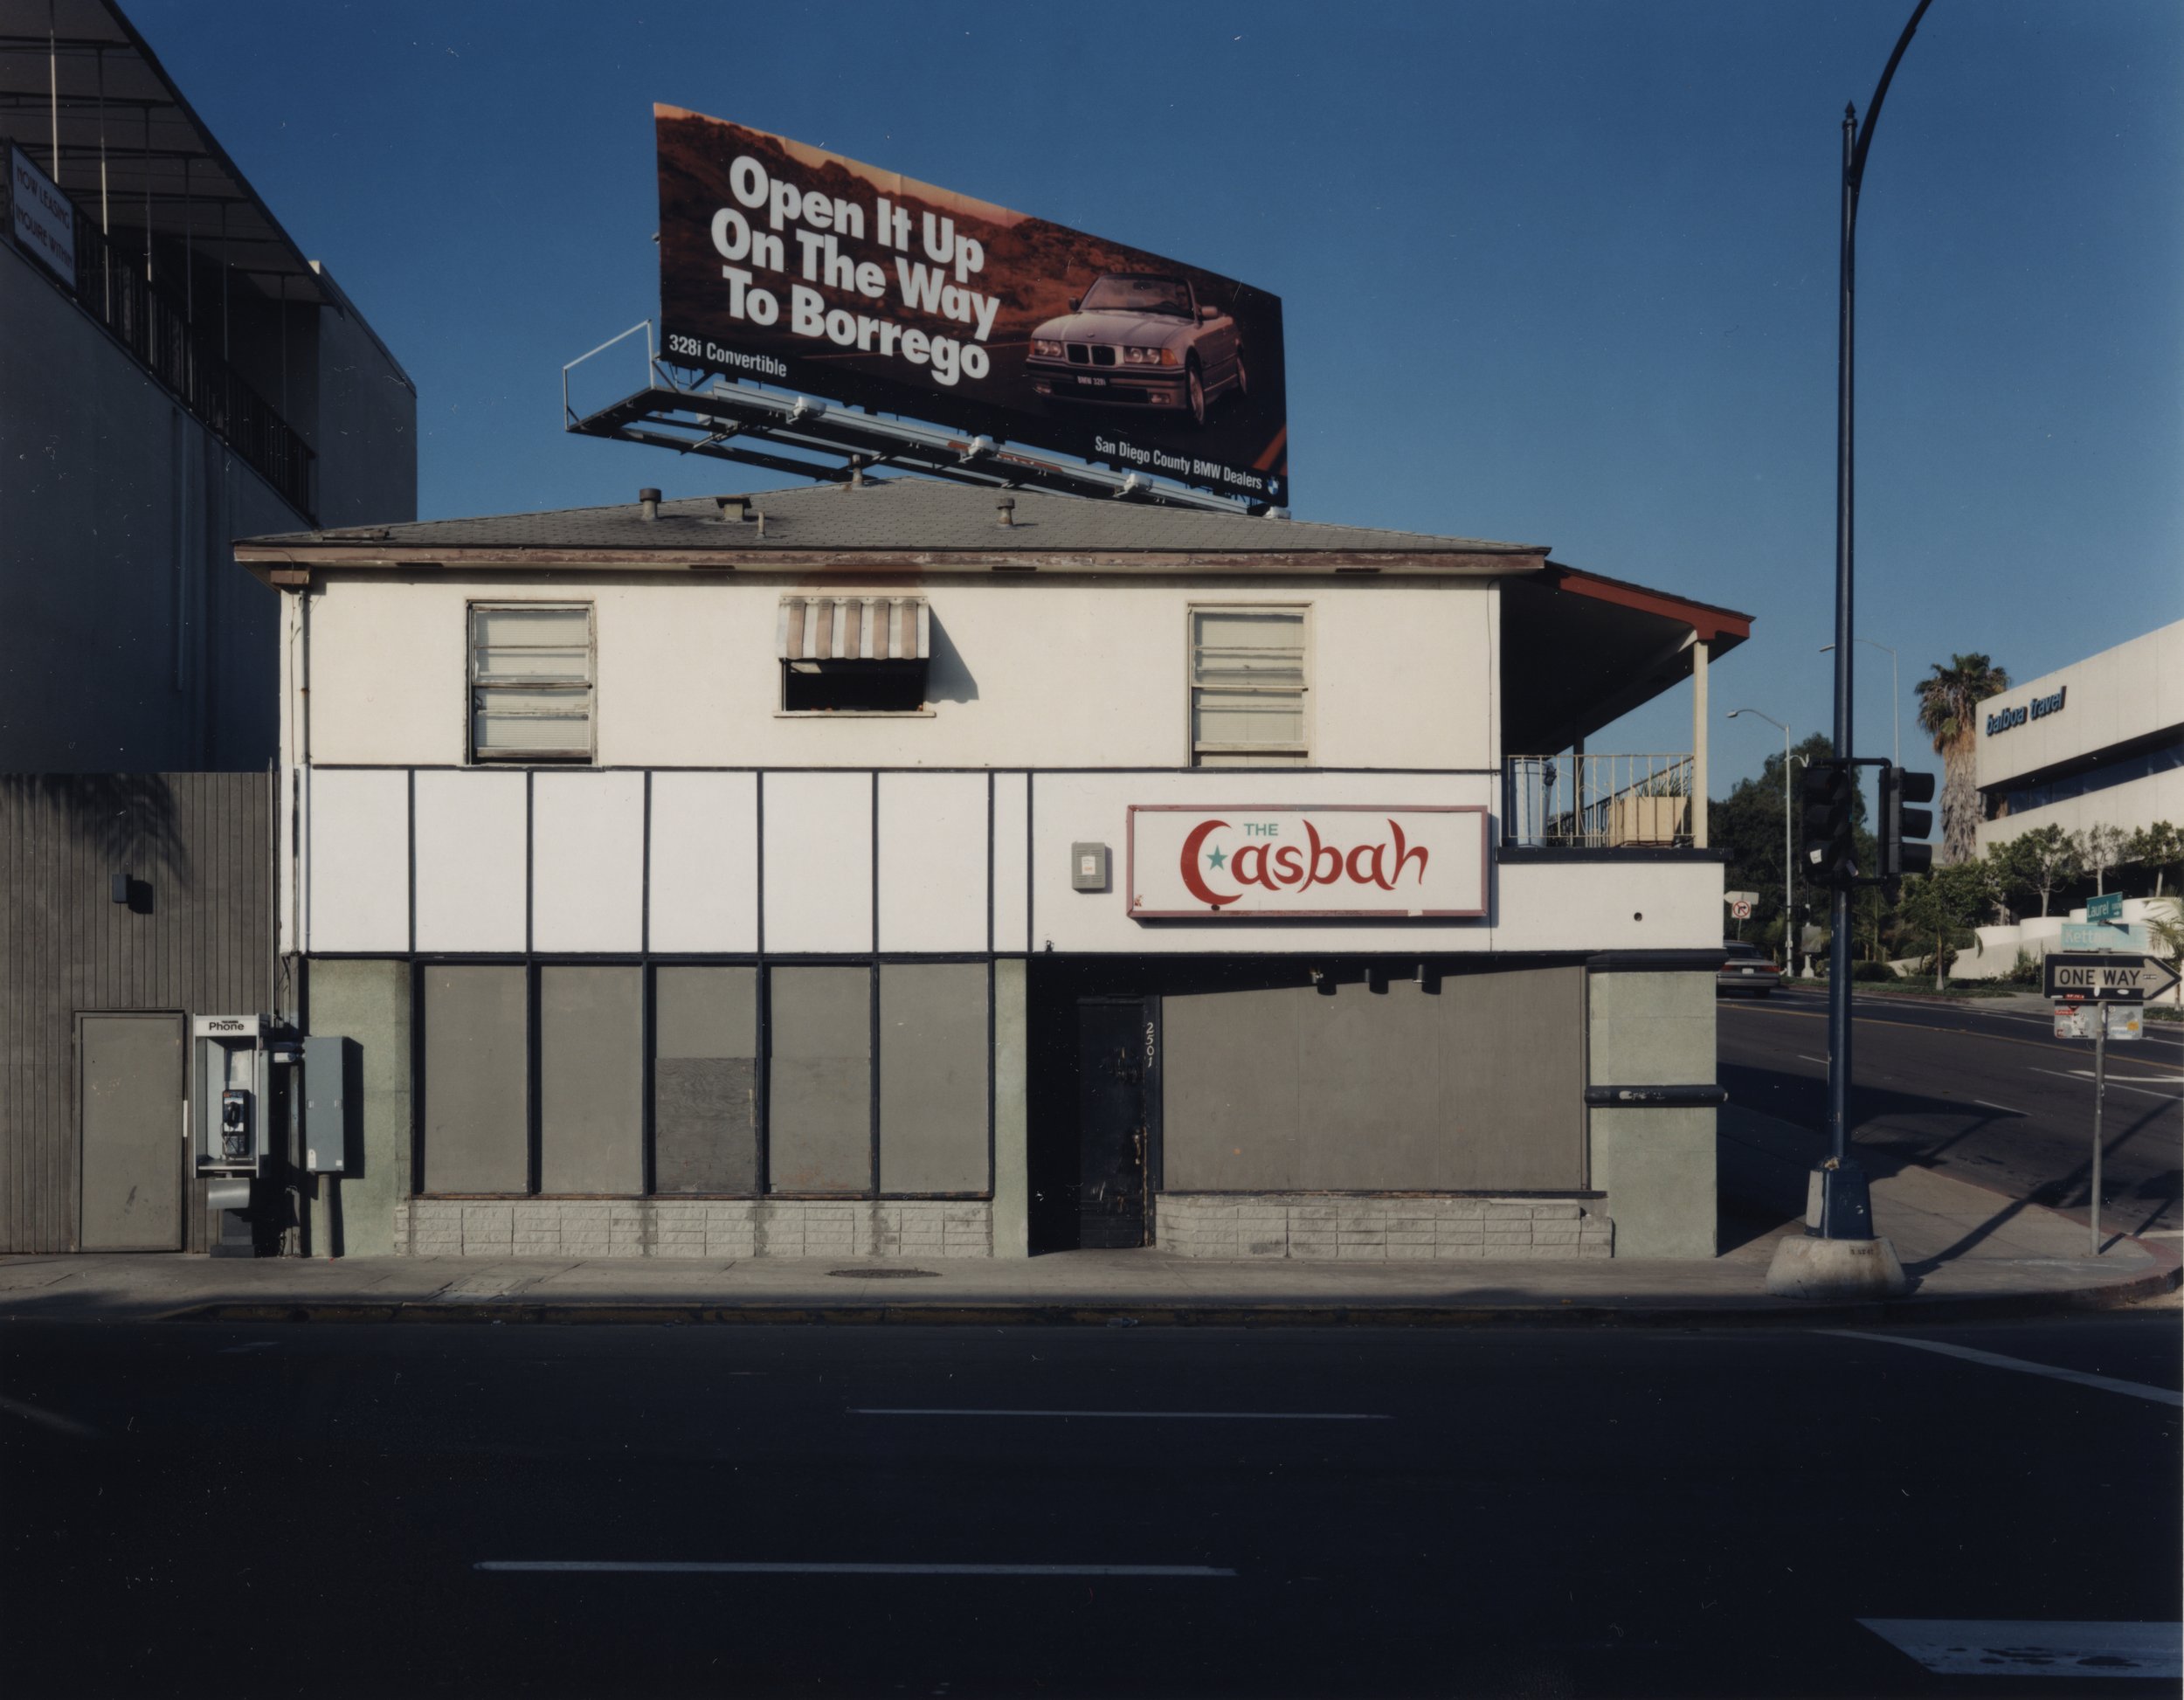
235,479,1548,576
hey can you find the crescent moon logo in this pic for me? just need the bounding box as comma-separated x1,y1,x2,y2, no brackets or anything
1178,819,1238,908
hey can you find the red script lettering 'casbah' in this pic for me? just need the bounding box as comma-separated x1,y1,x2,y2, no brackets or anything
1126,805,1489,919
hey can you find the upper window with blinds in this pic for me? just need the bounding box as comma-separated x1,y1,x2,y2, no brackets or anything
468,604,595,763
1189,606,1309,766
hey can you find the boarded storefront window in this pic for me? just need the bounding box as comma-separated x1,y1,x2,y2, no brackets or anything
1161,965,1584,1192
653,966,759,1192
879,963,988,1193
421,964,529,1192
539,966,643,1194
767,966,871,1192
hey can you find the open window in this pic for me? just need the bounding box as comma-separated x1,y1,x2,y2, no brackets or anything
778,595,931,715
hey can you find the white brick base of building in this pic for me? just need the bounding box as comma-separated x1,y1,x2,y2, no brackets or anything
1155,1194,1613,1260
394,1199,995,1260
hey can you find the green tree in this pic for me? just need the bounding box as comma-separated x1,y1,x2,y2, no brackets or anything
1707,731,1838,965
1995,824,2079,918
2077,824,2127,898
2125,821,2183,898
1914,653,2011,867
1897,860,1997,990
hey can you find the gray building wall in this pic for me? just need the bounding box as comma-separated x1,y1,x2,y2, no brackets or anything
1161,966,1587,1193
1586,969,1717,1258
301,957,410,1257
0,237,414,772
0,771,273,1252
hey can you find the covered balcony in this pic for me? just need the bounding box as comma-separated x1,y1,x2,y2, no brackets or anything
1499,563,1751,853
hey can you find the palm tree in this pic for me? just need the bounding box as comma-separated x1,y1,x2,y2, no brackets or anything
1914,653,2010,867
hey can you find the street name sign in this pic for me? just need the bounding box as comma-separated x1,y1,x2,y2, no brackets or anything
2044,952,2182,1004
2060,921,2149,951
2085,892,2124,923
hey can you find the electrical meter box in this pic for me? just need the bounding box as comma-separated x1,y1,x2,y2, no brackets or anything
302,1033,351,1174
192,1013,270,1178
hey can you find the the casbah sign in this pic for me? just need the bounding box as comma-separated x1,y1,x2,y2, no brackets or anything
1127,805,1489,919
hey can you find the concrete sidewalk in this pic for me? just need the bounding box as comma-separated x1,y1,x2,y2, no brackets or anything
3,1106,2172,1327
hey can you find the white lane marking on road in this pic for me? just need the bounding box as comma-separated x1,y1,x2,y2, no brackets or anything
0,1393,96,1438
218,1340,277,1355
1798,1054,1829,1065
477,1560,1235,1578
849,1408,1391,1420
2029,1068,2181,1101
1858,1618,2182,1678
1973,1099,2025,1116
1823,1331,2182,1407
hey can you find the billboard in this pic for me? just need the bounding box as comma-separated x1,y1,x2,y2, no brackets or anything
656,107,1289,506
1126,806,1489,919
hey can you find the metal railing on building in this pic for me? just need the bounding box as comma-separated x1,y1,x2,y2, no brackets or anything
3,155,316,522
1503,754,1695,848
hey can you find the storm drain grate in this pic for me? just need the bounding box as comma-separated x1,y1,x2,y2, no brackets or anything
826,1267,942,1280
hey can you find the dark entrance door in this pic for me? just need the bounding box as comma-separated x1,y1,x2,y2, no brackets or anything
1075,998,1158,1248
78,1012,185,1252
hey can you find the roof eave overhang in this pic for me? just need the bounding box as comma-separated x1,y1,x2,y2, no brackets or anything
237,545,1552,586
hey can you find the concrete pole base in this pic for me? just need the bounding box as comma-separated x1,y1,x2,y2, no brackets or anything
1765,1232,1908,1300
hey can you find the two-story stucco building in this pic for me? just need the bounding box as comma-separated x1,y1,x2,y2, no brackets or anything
235,479,1748,1262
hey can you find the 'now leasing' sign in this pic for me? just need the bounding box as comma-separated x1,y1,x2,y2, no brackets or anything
1127,805,1489,919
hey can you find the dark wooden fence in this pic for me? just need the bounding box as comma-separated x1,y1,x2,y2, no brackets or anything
0,773,274,1253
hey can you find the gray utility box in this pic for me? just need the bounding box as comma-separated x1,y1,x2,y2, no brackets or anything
192,1014,269,1178
1071,842,1110,892
303,1034,353,1174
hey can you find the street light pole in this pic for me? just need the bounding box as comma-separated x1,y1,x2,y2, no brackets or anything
1727,708,1795,973
1821,0,1932,1244
1821,637,1900,767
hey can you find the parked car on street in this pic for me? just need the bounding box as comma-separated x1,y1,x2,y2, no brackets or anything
1025,273,1246,426
1717,940,1783,997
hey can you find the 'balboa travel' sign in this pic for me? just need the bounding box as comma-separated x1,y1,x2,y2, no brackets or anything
1127,806,1489,919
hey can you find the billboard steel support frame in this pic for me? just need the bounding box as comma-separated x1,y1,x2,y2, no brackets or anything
562,322,1268,515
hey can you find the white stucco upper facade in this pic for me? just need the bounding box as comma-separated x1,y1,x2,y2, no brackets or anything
295,570,1500,773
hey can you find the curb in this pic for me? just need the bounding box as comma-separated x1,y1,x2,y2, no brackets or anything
156,1259,2180,1330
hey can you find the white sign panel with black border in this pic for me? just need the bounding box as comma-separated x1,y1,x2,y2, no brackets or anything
1127,805,1488,919
2044,952,2181,1004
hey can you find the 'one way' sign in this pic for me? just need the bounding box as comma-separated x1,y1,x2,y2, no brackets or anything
2044,951,2183,1004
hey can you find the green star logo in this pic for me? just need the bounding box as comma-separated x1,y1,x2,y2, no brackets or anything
1206,846,1227,870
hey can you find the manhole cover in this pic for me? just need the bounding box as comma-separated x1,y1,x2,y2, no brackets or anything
826,1267,941,1280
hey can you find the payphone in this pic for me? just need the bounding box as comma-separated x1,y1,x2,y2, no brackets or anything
193,1014,273,1255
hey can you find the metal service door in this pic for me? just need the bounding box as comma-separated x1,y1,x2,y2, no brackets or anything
1075,999,1159,1249
79,1012,185,1251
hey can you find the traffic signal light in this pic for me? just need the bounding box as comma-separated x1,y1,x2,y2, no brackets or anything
1880,765,1937,878
1800,757,1857,888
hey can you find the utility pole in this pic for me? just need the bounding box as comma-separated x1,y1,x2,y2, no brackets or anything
1773,2,1932,1299
1821,0,1932,1243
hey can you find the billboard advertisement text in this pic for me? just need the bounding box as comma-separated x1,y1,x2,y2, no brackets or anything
656,107,1288,504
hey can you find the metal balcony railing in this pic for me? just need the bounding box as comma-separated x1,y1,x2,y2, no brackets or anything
3,157,316,521
1503,754,1695,848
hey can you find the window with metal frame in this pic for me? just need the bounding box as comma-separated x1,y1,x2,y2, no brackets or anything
469,603,595,762
1190,605,1309,766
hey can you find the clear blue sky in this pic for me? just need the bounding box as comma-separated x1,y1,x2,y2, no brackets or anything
140,0,2182,790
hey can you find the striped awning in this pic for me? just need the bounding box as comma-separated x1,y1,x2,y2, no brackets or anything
777,596,930,662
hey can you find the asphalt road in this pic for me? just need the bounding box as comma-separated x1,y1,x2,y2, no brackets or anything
3,1315,2178,1697
1720,988,2184,1236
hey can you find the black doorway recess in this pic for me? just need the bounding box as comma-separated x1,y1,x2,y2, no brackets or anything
1075,998,1159,1249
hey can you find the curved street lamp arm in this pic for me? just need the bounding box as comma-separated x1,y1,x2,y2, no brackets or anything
1849,0,1935,207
